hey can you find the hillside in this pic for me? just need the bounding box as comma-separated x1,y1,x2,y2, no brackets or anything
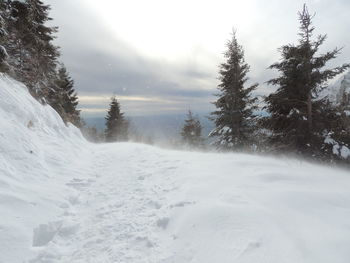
1,75,350,263
324,71,350,107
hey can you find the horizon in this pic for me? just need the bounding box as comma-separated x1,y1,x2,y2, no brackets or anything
45,0,350,117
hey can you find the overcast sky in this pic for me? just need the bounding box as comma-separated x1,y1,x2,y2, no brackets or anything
45,0,350,117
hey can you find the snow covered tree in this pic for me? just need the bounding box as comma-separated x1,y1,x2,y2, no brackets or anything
0,0,10,72
5,1,33,80
210,31,258,151
264,5,350,157
48,66,81,126
321,74,350,162
181,110,204,148
0,1,82,130
5,0,59,99
26,0,59,98
57,67,80,126
105,96,128,142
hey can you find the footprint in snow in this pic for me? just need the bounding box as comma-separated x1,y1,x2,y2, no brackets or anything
156,217,170,229
148,200,162,209
169,201,195,209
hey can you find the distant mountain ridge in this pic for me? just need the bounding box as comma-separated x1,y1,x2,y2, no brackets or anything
337,72,350,109
325,71,350,108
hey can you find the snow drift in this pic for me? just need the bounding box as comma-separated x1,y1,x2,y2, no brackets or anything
1,74,350,263
0,74,87,262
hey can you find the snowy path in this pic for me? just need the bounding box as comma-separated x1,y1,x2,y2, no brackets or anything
30,144,182,262
28,143,350,263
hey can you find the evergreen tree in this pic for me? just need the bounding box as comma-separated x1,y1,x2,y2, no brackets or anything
5,0,59,98
26,0,59,98
264,5,350,157
210,31,258,150
322,79,350,162
181,110,204,148
0,0,10,72
50,66,80,126
336,75,350,144
105,96,128,142
5,1,33,80
1,0,83,131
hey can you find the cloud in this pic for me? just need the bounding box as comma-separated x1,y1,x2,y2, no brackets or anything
45,0,350,117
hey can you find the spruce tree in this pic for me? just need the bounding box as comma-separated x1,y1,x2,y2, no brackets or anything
264,5,350,157
105,96,128,142
5,1,33,80
47,66,80,126
210,31,258,150
322,76,350,162
52,66,80,126
0,0,10,72
28,0,59,96
181,110,204,148
1,1,83,130
5,0,59,98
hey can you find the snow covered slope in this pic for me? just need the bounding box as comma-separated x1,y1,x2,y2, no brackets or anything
324,71,350,106
0,74,88,262
1,74,350,263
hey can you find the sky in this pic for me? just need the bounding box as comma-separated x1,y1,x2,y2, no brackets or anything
45,0,350,117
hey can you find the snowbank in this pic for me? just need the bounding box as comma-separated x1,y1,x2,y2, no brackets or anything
0,74,88,262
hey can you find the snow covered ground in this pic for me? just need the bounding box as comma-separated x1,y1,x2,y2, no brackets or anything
1,74,350,263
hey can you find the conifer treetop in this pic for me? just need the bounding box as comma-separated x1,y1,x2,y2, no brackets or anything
105,96,128,142
265,4,350,157
210,30,258,151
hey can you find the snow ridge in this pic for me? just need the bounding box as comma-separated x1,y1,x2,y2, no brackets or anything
0,74,87,262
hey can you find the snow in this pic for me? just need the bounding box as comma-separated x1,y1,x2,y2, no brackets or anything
323,70,350,105
0,74,87,262
0,45,8,58
1,74,350,263
324,134,350,159
209,126,232,138
340,145,350,159
220,126,232,133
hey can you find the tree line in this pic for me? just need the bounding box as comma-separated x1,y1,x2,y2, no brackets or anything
0,0,81,126
1,2,349,162
186,5,350,163
0,1,136,144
